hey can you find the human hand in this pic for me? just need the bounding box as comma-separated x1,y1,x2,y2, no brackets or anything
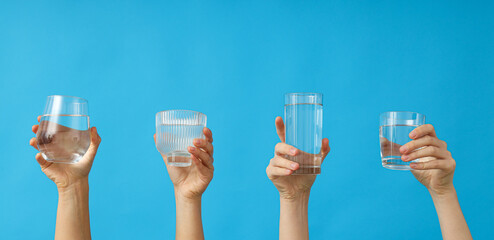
266,117,330,200
400,124,456,196
154,127,214,201
29,116,102,190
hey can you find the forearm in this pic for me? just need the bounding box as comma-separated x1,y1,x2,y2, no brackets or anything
55,178,91,240
430,187,472,240
175,191,204,240
279,192,310,240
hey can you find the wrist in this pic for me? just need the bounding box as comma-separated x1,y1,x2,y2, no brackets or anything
174,189,202,204
428,185,456,200
57,178,89,197
280,190,311,203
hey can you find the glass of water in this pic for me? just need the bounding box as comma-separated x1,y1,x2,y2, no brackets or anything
155,110,207,167
284,93,323,174
380,111,425,170
37,95,91,164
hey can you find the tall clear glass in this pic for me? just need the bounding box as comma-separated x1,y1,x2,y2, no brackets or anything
284,93,323,174
380,111,426,170
36,95,90,164
156,110,207,167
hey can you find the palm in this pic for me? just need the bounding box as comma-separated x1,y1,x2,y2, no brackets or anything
269,117,330,198
166,163,213,199
40,153,94,188
412,168,454,192
271,175,316,198
31,124,100,189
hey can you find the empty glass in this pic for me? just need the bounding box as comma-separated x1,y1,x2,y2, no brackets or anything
36,95,91,164
155,110,207,167
284,93,323,174
380,111,426,170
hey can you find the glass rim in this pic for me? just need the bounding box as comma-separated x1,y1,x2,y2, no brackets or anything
285,92,322,96
380,111,425,117
47,95,88,103
40,114,89,117
156,109,206,117
285,92,323,105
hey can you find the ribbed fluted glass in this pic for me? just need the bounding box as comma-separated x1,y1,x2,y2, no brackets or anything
155,110,207,167
284,93,323,175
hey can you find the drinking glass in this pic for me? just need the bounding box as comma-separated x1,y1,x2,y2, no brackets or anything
36,95,91,164
155,110,207,167
380,111,426,170
284,93,323,174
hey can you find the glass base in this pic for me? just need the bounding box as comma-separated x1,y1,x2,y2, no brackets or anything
292,166,321,175
167,151,192,167
382,157,411,170
42,153,82,164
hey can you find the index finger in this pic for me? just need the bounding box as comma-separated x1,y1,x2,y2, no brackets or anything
203,127,213,143
275,116,285,142
32,125,39,134
320,138,330,157
410,124,437,140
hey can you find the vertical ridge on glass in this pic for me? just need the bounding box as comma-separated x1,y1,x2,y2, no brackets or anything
156,110,207,167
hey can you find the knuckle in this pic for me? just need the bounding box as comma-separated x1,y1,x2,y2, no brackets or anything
450,160,456,169
275,142,282,150
424,135,433,144
430,147,438,155
429,161,438,169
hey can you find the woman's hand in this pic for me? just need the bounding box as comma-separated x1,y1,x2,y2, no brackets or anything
154,127,214,200
30,115,101,240
29,116,102,190
400,124,455,196
401,124,472,240
266,117,330,200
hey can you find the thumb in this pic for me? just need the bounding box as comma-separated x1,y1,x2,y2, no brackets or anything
320,138,330,163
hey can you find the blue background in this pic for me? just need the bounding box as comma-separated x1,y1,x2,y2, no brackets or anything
1,0,493,239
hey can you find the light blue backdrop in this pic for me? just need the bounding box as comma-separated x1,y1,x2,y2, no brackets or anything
1,0,493,239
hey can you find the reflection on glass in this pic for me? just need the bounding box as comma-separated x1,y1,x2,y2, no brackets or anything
156,110,207,167
379,111,425,170
284,93,323,175
37,95,90,164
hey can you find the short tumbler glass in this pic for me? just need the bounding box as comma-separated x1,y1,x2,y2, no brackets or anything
155,110,207,167
36,95,91,164
379,111,425,170
284,93,323,175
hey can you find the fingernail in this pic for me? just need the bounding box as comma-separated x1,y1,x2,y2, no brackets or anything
400,146,408,153
410,132,417,139
402,155,409,161
290,163,298,169
410,163,419,169
189,146,196,151
194,139,201,145
290,148,297,155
